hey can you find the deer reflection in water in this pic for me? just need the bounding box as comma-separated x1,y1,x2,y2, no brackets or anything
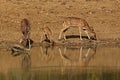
21,53,31,71
40,45,50,56
10,48,31,71
58,46,96,70
40,44,55,56
58,46,96,74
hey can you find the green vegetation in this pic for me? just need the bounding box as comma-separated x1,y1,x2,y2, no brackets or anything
0,69,119,80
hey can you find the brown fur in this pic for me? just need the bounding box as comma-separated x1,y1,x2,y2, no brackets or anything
20,18,33,48
41,26,54,45
20,36,28,47
59,17,97,40
21,18,31,38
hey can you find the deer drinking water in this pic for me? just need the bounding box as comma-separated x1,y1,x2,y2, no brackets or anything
58,17,97,40
20,18,33,48
40,26,54,45
21,18,30,38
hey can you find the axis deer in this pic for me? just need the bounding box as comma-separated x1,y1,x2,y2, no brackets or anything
40,26,54,45
58,17,97,40
20,18,33,48
20,36,33,49
21,18,31,38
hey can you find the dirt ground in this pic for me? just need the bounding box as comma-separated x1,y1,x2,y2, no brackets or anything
0,0,120,42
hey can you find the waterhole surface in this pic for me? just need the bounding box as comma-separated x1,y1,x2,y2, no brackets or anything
0,44,120,80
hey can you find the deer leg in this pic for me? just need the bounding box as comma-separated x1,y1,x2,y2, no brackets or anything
58,30,63,40
48,34,53,43
79,27,82,40
20,38,23,43
84,31,91,39
27,38,31,49
59,27,69,40
49,36,54,45
63,32,66,40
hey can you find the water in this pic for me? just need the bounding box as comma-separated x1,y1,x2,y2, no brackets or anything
0,44,120,80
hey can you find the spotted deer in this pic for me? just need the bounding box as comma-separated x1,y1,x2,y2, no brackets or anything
21,18,31,38
40,26,54,45
20,18,33,48
58,17,97,40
